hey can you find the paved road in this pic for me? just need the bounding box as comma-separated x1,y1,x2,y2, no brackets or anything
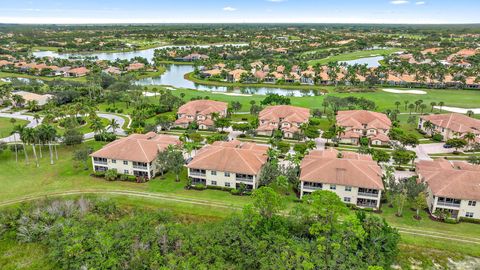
83,113,127,139
0,108,43,143
0,110,127,142
408,143,456,161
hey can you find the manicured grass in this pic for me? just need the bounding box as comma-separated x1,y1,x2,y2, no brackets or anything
52,117,110,136
307,48,402,65
0,117,28,138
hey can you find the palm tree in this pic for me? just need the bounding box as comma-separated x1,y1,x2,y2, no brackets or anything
10,118,18,162
90,117,105,134
408,104,415,115
438,101,445,112
403,100,409,111
463,132,476,150
395,101,401,110
109,119,120,134
430,102,437,112
17,125,29,164
33,113,41,124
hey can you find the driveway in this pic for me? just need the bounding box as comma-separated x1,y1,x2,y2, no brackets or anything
84,113,127,139
408,143,456,161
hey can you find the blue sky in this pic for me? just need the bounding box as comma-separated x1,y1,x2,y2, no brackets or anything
0,0,478,24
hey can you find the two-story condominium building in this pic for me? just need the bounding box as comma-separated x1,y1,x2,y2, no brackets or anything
299,149,384,210
418,113,480,142
186,140,269,190
90,132,181,180
416,159,480,220
336,110,392,146
256,105,310,138
174,100,228,130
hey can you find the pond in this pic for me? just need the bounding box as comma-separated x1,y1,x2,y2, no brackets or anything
33,45,332,96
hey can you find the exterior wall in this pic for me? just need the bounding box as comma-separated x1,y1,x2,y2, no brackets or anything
339,138,359,145
418,117,462,141
188,168,258,189
300,181,382,209
257,130,274,137
92,156,154,179
426,186,480,220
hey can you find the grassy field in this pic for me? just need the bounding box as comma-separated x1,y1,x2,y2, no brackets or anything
0,117,29,139
307,48,403,65
52,117,110,136
1,141,480,268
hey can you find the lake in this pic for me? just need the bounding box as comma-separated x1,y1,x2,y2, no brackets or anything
341,56,384,68
33,45,333,96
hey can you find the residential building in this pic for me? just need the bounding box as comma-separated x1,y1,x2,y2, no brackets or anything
257,105,310,138
174,100,228,130
187,140,269,190
66,67,90,77
103,66,122,75
12,91,54,106
416,159,480,220
299,149,384,209
419,113,480,142
336,110,392,145
126,62,145,71
90,132,181,180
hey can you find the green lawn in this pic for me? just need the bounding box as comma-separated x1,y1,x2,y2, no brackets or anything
0,71,86,82
307,48,402,65
0,117,29,139
1,140,480,267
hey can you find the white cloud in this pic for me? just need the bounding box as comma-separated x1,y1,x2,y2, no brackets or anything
415,1,426,5
222,6,237,12
390,0,409,4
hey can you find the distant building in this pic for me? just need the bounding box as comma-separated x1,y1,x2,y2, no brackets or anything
66,67,90,77
257,105,310,138
90,132,181,180
174,100,228,130
417,159,480,220
187,140,269,190
336,110,392,146
12,91,54,106
419,113,480,143
300,149,384,209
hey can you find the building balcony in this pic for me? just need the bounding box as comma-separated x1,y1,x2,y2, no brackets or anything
358,192,379,198
94,160,107,165
189,172,206,177
133,165,148,170
303,185,323,190
236,177,254,183
436,201,461,208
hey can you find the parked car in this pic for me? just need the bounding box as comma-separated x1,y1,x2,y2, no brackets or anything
443,143,453,149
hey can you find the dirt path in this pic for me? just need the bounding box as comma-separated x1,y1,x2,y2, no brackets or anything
1,189,479,245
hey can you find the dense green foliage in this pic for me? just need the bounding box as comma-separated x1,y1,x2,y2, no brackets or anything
0,189,399,269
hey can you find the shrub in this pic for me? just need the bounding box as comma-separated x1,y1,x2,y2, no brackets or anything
191,184,206,190
431,133,443,142
94,132,117,142
207,185,233,192
119,174,129,181
105,169,118,181
117,109,124,113
230,189,241,195
459,217,480,224
93,171,105,177
444,218,459,224
9,144,24,152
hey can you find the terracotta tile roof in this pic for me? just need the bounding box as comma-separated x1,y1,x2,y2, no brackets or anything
228,69,247,81
337,110,391,130
369,133,390,142
417,159,480,200
126,62,145,71
177,100,228,116
12,91,53,106
300,149,384,190
69,67,90,75
259,105,310,124
421,113,480,134
90,133,181,163
187,140,268,175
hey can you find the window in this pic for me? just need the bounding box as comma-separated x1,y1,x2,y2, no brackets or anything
225,182,231,187
330,185,336,190
211,171,217,176
345,186,352,192
124,170,129,174
468,201,477,206
466,212,474,218
344,197,351,202
211,181,217,186
224,172,230,177
112,159,116,164
123,160,128,165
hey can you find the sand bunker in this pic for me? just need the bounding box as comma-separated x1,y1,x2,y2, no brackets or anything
433,106,480,114
382,88,427,95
